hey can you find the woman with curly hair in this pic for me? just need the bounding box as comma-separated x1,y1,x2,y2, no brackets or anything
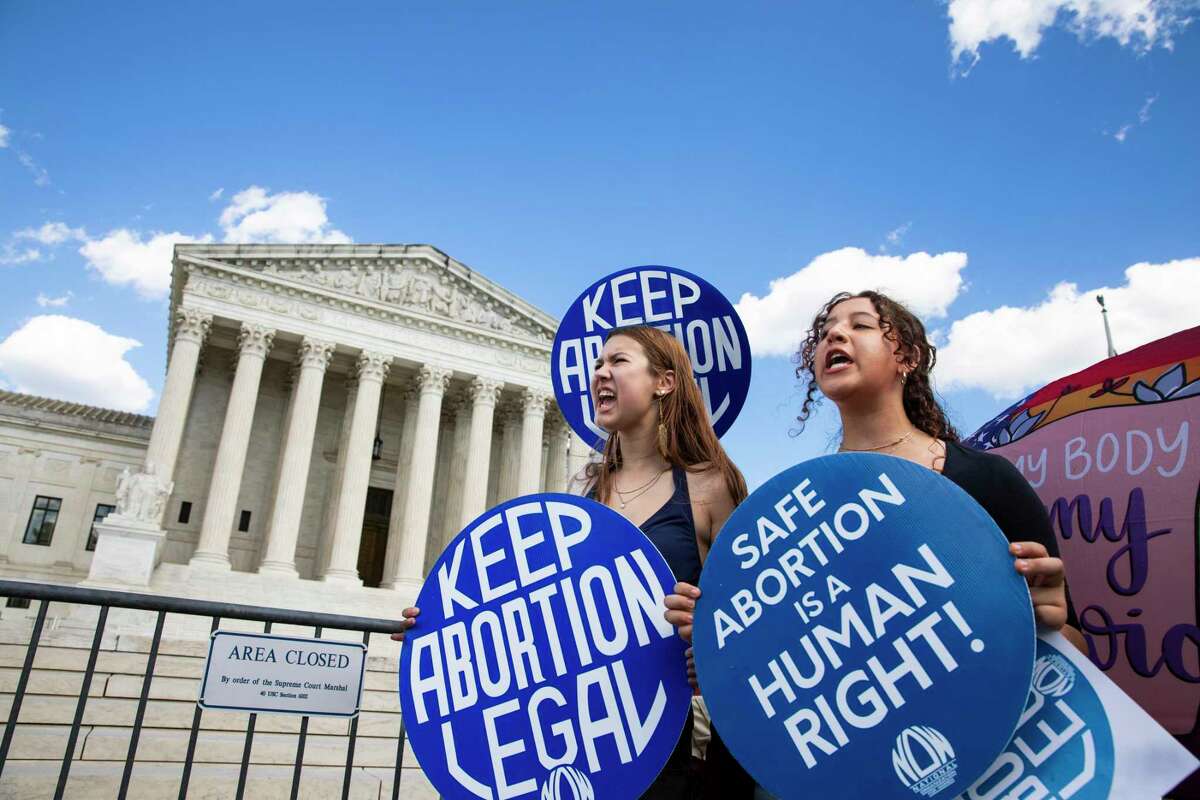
665,290,1084,670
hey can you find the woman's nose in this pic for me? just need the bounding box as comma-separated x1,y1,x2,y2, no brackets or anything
824,325,847,344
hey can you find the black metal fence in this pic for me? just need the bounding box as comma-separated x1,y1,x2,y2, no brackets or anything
0,579,408,800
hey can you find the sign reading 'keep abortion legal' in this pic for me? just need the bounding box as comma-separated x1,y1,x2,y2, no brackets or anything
399,494,692,800
552,265,751,449
693,454,1037,800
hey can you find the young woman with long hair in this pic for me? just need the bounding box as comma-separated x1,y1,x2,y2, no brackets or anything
394,324,755,799
584,324,752,800
665,289,1083,674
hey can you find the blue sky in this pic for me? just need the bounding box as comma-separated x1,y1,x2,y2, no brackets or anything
1,1,1197,488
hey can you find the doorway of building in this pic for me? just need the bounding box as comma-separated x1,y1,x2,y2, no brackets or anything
357,487,393,588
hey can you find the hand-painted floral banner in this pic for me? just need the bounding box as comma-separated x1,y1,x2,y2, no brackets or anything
965,325,1200,736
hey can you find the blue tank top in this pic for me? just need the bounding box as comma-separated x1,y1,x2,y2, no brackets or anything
592,466,702,586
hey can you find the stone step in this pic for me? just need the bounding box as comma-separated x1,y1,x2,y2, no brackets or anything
0,694,401,737
0,667,110,698
0,724,86,761
79,725,412,769
0,760,437,800
0,643,202,679
0,643,401,687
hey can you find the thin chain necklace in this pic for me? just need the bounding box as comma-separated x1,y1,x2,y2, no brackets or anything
613,467,670,509
838,430,915,453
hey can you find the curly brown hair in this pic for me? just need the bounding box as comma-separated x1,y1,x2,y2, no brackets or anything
794,290,960,441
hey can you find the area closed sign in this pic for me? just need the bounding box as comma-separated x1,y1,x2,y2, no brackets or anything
199,631,367,717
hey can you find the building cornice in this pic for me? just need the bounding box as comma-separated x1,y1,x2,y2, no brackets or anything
169,245,558,366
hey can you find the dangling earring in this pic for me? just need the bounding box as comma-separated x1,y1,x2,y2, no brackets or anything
655,394,669,458
900,369,910,385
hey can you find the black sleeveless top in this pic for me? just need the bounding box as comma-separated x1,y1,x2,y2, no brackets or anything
591,467,703,586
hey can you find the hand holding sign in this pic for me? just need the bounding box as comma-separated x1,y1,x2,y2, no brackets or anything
692,454,1037,800
399,493,692,800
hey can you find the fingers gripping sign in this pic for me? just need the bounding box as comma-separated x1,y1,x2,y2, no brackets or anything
691,454,1038,800
399,493,692,800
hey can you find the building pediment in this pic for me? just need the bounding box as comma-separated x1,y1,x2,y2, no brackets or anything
171,244,557,348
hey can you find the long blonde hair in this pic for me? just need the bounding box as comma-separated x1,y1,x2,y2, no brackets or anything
585,325,747,505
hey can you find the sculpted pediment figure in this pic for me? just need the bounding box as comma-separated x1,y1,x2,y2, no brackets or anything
282,260,545,340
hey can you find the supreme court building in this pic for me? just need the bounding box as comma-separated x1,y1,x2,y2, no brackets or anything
0,243,586,620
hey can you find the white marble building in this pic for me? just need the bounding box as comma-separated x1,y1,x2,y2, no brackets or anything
0,243,586,618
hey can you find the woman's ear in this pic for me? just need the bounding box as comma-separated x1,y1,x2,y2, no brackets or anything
656,370,677,397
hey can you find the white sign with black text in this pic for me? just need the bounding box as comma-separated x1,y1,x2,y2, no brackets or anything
199,631,367,718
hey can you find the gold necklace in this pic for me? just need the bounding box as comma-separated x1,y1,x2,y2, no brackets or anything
838,431,914,453
613,467,669,509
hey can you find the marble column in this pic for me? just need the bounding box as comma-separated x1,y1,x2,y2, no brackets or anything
544,411,571,492
380,385,419,587
260,363,299,540
459,376,503,527
441,393,472,548
144,309,212,492
423,412,457,574
190,323,275,570
258,338,335,577
386,364,451,590
567,429,593,493
322,350,392,585
496,402,522,502
318,377,357,576
517,389,550,495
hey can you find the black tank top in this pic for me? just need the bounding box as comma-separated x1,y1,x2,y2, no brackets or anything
592,466,702,586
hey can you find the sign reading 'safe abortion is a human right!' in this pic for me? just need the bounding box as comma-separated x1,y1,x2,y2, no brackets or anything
399,493,692,800
693,454,1037,800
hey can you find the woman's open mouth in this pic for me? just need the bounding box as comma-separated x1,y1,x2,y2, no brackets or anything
595,388,616,413
825,349,854,374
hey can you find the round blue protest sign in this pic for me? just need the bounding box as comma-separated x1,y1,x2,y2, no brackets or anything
551,265,751,449
693,453,1036,800
399,493,692,800
962,638,1115,799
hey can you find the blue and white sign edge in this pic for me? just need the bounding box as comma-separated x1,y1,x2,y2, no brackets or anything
982,631,1198,799
397,491,693,800
691,454,1037,800
550,264,752,450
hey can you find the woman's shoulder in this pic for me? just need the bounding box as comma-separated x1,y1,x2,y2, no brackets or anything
683,461,725,493
943,439,1039,509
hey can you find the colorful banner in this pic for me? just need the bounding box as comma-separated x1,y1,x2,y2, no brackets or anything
551,265,751,449
692,454,1035,800
957,631,1197,799
398,493,692,800
965,326,1200,736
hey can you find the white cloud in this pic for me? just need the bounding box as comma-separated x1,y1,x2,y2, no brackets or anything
0,124,9,148
36,292,72,308
15,150,49,186
937,257,1200,398
219,185,351,244
79,229,213,299
15,221,86,246
0,315,154,412
0,245,41,266
1109,92,1159,142
880,222,913,253
209,187,224,201
735,247,969,357
948,0,1192,73
1138,93,1158,123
